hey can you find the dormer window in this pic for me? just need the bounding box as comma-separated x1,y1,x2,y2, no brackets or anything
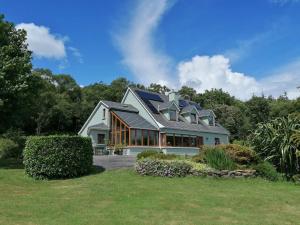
191,113,197,123
169,110,177,121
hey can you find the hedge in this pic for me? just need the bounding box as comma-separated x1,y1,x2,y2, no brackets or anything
135,159,192,177
23,136,93,179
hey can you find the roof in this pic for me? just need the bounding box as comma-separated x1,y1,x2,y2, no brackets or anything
199,109,216,118
87,123,109,134
102,100,138,113
112,110,157,130
129,87,229,135
181,105,198,114
158,101,179,111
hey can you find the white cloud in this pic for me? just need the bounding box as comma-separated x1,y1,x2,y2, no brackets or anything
114,0,300,100
16,23,67,59
260,58,300,99
178,55,260,100
114,0,174,86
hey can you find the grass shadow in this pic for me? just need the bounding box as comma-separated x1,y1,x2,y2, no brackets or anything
90,165,106,175
0,158,24,169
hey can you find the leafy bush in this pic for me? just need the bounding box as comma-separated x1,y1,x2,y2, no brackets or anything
24,135,93,179
292,174,300,184
1,129,26,159
218,144,258,165
251,115,300,179
150,153,177,160
0,138,18,159
185,161,213,174
203,146,236,170
253,161,280,181
137,150,161,159
191,154,205,163
135,159,192,177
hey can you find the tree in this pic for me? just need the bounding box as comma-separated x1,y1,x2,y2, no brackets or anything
245,96,270,129
178,86,197,100
148,83,170,94
213,104,250,141
196,89,236,108
0,14,33,133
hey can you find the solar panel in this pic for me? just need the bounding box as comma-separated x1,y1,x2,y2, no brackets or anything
136,90,163,102
135,90,163,114
178,99,188,108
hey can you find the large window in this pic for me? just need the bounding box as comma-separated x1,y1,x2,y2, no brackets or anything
163,134,203,147
110,112,159,147
136,130,142,146
166,135,174,146
169,110,177,121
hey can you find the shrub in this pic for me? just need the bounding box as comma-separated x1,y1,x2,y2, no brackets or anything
218,144,258,165
137,150,161,160
0,138,19,159
150,153,177,160
191,153,205,163
203,146,236,170
185,161,213,175
1,129,26,159
24,135,93,179
253,161,280,181
135,159,192,177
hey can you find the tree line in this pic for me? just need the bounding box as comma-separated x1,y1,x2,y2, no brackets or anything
1,14,299,141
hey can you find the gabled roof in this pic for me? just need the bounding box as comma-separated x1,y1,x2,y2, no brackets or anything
128,87,229,135
112,110,157,130
158,101,180,111
102,100,138,113
181,105,199,114
87,123,109,134
198,109,216,118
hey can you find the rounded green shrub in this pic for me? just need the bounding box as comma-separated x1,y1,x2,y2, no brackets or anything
24,136,93,179
253,161,280,181
218,144,258,165
0,138,18,159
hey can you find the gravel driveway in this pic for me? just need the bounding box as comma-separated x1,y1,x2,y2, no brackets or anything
93,155,136,170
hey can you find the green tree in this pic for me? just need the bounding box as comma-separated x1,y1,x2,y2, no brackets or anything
245,95,270,129
0,14,33,133
148,83,170,94
178,86,197,100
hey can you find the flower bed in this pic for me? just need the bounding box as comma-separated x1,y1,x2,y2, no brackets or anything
135,158,256,178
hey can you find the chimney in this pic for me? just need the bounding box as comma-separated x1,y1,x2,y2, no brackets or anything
168,89,180,104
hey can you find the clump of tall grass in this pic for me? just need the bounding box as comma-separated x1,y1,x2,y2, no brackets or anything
203,146,236,170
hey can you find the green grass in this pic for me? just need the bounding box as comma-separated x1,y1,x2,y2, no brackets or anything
1,161,300,225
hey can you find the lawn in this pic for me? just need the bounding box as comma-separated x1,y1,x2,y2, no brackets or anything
1,161,300,225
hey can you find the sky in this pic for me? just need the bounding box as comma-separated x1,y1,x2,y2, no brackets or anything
1,0,300,99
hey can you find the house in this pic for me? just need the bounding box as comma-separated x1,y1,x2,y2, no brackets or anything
78,87,229,155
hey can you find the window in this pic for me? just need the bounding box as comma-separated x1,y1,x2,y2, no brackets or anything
149,130,155,146
136,130,142,146
166,135,174,146
191,113,197,123
102,108,106,120
215,137,220,145
142,130,148,145
97,134,105,144
208,115,214,126
169,110,177,121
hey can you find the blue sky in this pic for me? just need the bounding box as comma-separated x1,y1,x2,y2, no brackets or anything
1,0,300,99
